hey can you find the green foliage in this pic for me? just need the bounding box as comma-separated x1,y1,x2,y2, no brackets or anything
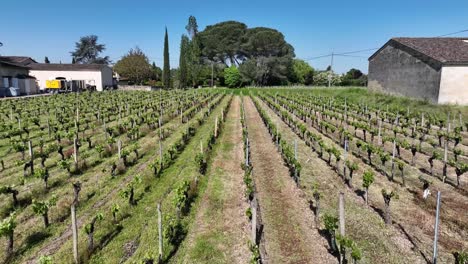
163,27,171,88
454,250,468,264
113,47,153,84
32,195,57,216
85,213,104,234
340,68,367,86
0,212,16,237
248,240,261,264
381,189,399,202
173,180,191,210
245,207,252,220
70,35,110,64
346,160,358,172
39,255,53,264
323,213,338,232
224,66,242,88
57,159,71,172
291,59,314,85
179,35,190,88
362,170,375,189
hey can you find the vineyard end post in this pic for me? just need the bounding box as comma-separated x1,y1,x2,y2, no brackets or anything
432,191,441,264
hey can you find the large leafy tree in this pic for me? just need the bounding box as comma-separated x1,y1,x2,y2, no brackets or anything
341,68,367,86
152,62,162,81
70,35,110,64
163,28,171,88
240,27,295,85
291,59,315,85
224,66,241,88
113,47,152,84
198,21,247,65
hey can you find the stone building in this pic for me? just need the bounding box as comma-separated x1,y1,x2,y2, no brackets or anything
368,38,468,104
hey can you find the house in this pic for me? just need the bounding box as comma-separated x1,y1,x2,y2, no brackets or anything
0,56,38,96
368,38,468,104
29,63,114,92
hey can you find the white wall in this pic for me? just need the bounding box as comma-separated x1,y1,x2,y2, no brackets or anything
101,67,114,88
438,66,468,104
30,70,105,91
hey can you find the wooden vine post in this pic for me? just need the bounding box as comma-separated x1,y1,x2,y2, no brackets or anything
71,203,79,264
251,196,258,244
28,140,34,176
443,140,448,181
245,138,249,167
157,203,163,263
391,140,396,181
294,139,297,160
74,138,79,165
215,116,218,138
118,140,122,160
432,191,441,264
378,119,382,145
343,140,348,178
339,192,346,263
159,118,163,165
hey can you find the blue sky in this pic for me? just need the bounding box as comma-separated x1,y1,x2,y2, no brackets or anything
1,0,467,73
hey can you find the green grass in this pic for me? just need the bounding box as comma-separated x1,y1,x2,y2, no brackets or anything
248,86,468,120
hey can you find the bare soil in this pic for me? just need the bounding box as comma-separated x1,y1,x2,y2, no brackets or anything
244,96,337,264
181,96,251,263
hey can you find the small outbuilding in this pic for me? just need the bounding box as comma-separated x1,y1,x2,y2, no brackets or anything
0,56,38,96
29,63,113,92
368,38,468,104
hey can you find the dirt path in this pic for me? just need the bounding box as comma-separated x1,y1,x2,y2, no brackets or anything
256,97,424,263
244,96,336,264
262,95,466,262
180,96,250,263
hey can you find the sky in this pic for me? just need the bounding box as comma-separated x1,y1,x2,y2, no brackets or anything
1,0,467,73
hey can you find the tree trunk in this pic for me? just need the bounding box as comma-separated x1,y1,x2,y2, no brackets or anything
348,171,354,188
129,187,134,205
12,191,18,207
365,188,369,205
384,203,391,225
88,232,94,254
43,213,49,228
401,169,405,186
7,232,14,255
314,198,320,225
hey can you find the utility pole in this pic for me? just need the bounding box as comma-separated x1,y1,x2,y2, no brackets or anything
211,61,214,87
328,52,334,88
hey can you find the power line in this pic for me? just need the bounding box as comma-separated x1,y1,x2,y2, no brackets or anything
437,29,468,37
301,28,468,62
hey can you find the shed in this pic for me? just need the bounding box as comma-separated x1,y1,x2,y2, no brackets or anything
368,37,468,104
29,63,113,92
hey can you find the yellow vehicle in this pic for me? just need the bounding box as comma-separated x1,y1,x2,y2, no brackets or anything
46,80,61,89
45,78,70,93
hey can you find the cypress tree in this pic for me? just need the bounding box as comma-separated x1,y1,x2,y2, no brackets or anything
72,57,76,64
179,35,189,88
163,27,171,89
44,57,50,63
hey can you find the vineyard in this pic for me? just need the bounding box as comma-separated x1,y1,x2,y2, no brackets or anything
0,88,467,263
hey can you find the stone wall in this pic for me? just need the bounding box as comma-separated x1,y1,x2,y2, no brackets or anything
368,43,442,103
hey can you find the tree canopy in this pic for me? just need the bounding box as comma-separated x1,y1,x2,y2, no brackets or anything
291,59,315,85
70,35,110,64
113,47,153,84
198,21,247,65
